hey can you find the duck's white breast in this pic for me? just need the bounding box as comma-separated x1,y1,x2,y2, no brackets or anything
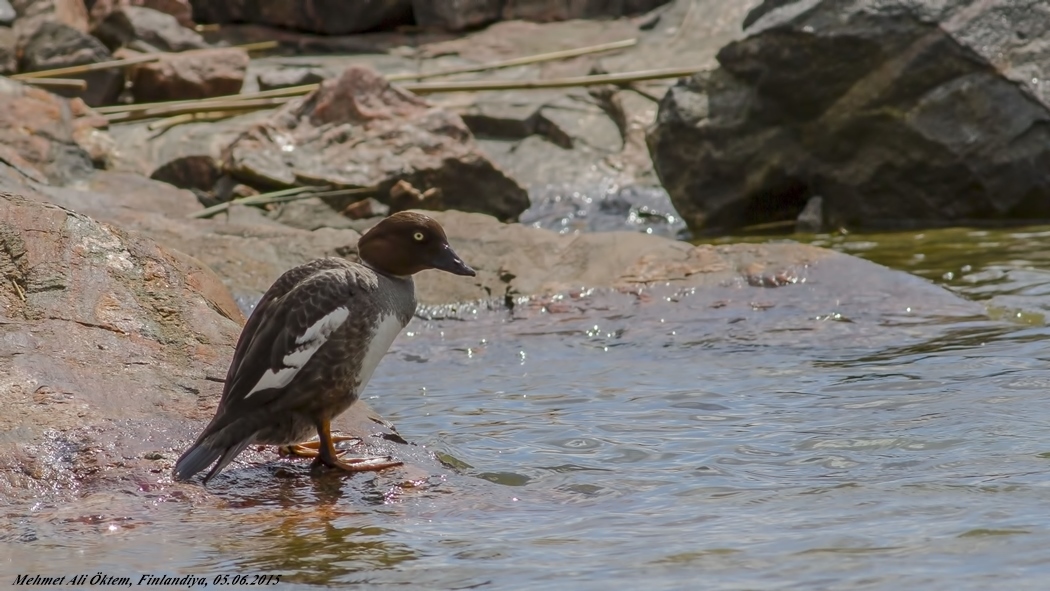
355,313,405,394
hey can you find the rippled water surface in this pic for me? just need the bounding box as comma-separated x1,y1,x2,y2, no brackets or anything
9,225,1050,590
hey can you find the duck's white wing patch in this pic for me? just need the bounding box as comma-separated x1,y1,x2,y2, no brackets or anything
295,307,350,345
245,306,350,397
355,313,405,394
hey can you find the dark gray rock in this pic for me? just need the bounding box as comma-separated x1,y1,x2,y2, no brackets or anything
18,20,123,106
92,5,208,52
412,0,673,31
188,0,413,34
648,0,1050,235
192,0,671,33
502,0,673,21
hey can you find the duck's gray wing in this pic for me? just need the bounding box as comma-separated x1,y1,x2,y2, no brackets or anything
221,257,352,404
218,265,375,414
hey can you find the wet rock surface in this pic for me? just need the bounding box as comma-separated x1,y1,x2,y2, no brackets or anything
648,0,1050,235
0,191,238,502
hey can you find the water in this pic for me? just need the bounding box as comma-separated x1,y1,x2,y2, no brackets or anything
519,182,688,239
7,225,1050,589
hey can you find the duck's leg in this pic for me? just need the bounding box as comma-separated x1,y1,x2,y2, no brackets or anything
278,433,361,458
310,419,403,473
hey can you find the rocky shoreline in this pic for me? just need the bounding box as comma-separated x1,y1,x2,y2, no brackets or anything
0,0,1022,503
0,188,988,507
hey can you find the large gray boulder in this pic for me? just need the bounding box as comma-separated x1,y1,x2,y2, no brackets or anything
648,0,1050,234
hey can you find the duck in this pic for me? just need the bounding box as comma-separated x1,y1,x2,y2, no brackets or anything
173,211,476,484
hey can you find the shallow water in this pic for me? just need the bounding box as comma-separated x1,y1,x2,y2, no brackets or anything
8,224,1050,590
519,182,687,239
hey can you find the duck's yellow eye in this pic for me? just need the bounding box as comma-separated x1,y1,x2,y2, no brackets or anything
413,232,424,242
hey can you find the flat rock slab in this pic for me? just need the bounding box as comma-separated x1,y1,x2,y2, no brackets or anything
411,210,987,327
9,170,988,326
11,170,361,311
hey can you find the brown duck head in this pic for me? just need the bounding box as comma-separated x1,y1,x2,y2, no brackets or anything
357,211,476,277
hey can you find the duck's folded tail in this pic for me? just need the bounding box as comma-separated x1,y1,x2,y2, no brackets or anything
173,433,253,484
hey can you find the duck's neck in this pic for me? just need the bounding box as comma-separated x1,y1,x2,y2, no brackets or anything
362,259,408,280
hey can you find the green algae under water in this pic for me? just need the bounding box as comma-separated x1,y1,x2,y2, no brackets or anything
715,224,1050,326
7,224,1050,591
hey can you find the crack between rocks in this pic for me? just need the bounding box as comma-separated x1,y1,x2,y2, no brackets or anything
46,316,129,336
26,283,64,295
